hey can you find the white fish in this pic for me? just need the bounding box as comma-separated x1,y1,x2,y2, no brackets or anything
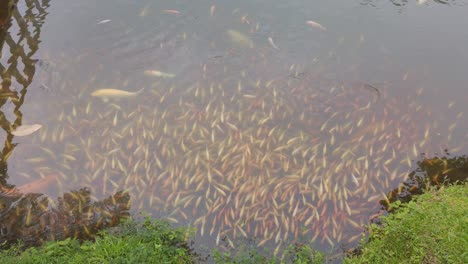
306,20,327,31
91,88,144,102
268,37,279,50
144,70,176,78
417,0,428,5
12,124,42,137
97,19,111,24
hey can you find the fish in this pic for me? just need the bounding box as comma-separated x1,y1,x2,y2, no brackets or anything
97,19,111,24
227,29,253,48
210,5,216,16
306,20,327,31
144,70,176,78
11,124,42,136
17,173,58,193
351,173,359,186
268,37,279,50
91,88,144,101
162,9,180,15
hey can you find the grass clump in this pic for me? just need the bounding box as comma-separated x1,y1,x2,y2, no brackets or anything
213,243,324,264
0,217,195,264
345,184,468,264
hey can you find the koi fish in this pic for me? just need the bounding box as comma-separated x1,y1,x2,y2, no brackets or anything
306,20,327,31
11,124,42,137
91,88,144,101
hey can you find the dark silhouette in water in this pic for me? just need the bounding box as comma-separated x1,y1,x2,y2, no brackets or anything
0,0,51,187
0,0,131,250
346,152,467,258
380,152,468,210
0,187,131,248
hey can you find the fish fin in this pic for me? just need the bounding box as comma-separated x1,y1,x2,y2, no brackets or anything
101,98,109,103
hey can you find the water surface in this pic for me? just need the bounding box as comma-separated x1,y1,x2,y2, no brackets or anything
1,0,467,260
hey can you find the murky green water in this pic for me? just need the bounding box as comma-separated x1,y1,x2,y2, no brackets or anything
1,0,467,260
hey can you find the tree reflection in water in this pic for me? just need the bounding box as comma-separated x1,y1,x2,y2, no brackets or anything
380,152,468,210
0,0,131,249
0,187,131,248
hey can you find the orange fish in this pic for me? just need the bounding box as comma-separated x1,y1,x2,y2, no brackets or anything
17,173,58,194
162,9,180,15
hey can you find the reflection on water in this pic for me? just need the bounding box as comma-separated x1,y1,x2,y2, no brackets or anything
0,0,53,186
0,0,467,260
0,186,130,248
0,0,130,248
380,153,468,210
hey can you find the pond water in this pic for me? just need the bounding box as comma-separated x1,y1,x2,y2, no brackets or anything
1,0,467,260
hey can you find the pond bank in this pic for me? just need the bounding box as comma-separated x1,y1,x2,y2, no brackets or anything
0,183,465,263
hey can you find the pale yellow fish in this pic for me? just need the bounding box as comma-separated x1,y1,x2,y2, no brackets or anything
11,124,42,137
144,70,176,78
91,88,144,100
306,20,327,31
227,29,253,48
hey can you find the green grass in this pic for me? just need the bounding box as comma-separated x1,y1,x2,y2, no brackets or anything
213,243,324,264
345,184,468,264
0,217,196,264
1,185,466,264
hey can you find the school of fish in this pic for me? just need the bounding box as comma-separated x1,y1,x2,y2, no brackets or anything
11,3,466,259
